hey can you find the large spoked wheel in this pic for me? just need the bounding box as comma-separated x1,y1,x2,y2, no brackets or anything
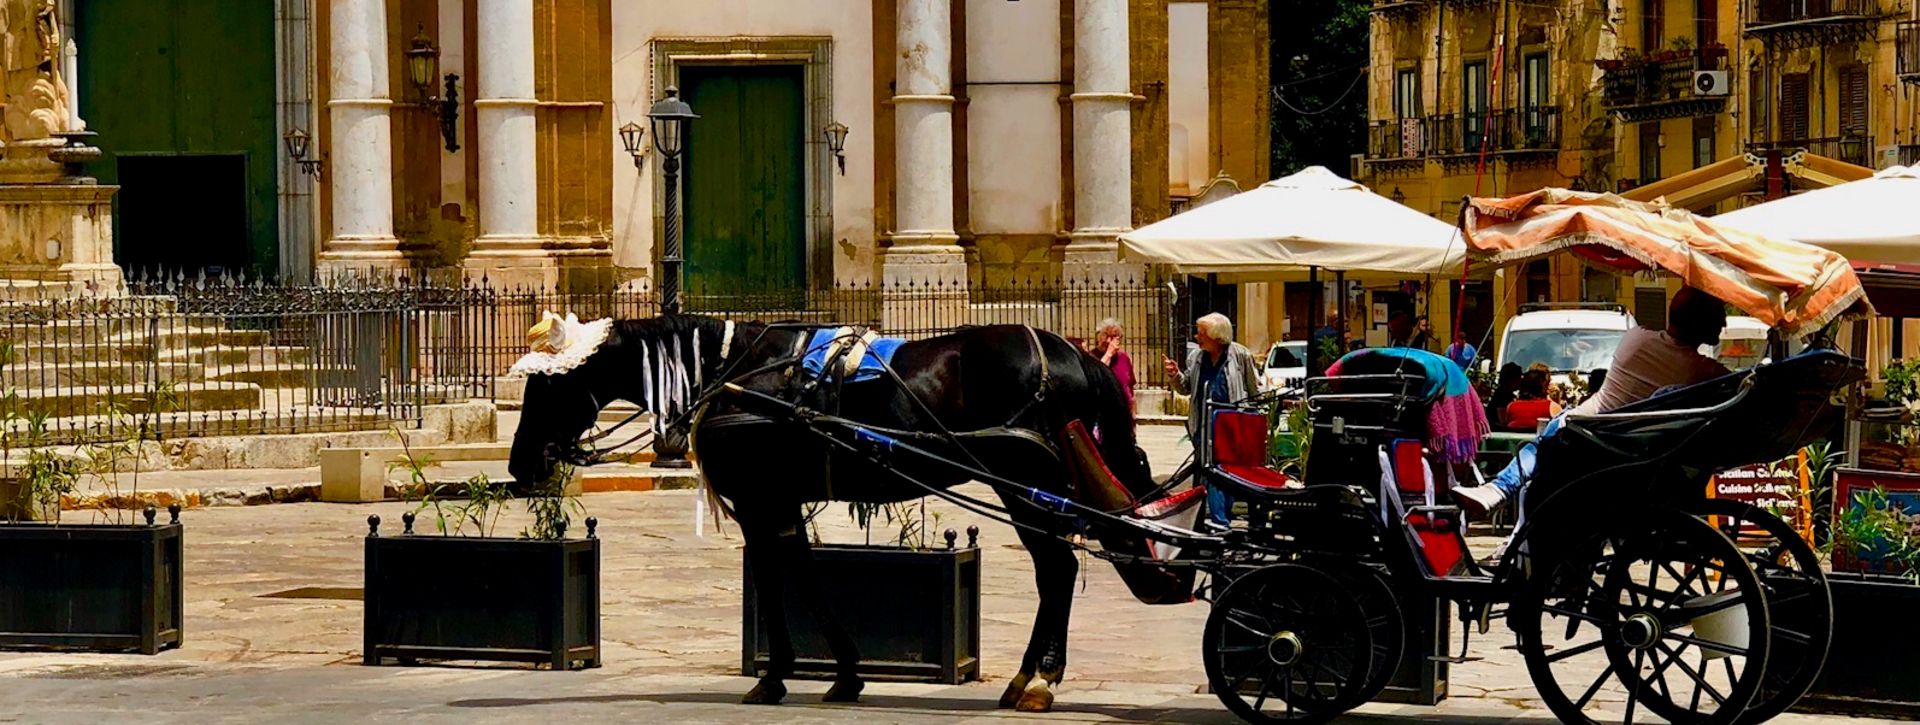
1203,563,1375,724
1321,561,1406,709
1687,498,1832,724
1510,511,1771,725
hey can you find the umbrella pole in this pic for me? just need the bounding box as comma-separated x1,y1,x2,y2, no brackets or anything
1307,266,1323,378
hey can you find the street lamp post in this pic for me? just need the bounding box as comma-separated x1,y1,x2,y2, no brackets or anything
647,86,697,316
647,86,697,469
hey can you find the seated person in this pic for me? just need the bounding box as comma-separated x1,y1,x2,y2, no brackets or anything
1502,369,1560,431
1453,288,1731,515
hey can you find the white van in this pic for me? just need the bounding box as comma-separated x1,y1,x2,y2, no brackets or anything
1496,304,1639,376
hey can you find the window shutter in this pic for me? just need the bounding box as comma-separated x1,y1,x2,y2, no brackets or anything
1840,66,1868,136
1780,73,1810,141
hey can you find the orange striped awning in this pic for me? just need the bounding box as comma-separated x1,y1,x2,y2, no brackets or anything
1461,189,1872,336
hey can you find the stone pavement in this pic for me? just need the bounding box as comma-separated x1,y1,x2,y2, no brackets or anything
0,426,1892,723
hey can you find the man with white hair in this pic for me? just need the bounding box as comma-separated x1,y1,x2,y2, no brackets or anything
1163,312,1261,530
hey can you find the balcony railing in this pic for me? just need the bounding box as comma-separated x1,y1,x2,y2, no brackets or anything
1746,136,1872,167
1746,0,1881,34
1900,144,1920,168
1425,107,1559,157
1600,47,1732,121
1366,118,1427,161
1900,20,1920,82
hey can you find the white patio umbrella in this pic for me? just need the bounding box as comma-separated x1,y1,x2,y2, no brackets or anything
1119,166,1467,279
1714,165,1920,265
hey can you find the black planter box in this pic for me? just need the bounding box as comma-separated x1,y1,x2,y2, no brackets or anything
0,513,184,654
742,542,981,684
363,516,601,670
1796,572,1920,717
1377,594,1450,705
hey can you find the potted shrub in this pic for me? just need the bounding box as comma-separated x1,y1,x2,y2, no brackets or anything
362,444,601,670
741,501,982,684
1797,478,1920,717
0,355,186,655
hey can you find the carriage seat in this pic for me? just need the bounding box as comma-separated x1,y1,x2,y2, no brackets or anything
1208,409,1296,494
1380,439,1476,579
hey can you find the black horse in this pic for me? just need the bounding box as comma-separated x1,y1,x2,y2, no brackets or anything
507,314,1164,711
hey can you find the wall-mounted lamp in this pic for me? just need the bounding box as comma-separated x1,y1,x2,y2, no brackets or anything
617,121,647,170
404,24,461,153
283,127,322,178
1656,132,1667,149
824,121,849,175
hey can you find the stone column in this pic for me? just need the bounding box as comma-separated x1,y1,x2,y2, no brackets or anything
1063,0,1140,347
885,0,966,286
470,0,540,255
1067,0,1133,263
318,0,403,274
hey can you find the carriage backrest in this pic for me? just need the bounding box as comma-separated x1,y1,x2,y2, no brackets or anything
1381,439,1470,578
1210,409,1269,469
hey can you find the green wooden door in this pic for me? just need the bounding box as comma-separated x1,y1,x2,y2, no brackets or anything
78,0,277,276
680,65,806,300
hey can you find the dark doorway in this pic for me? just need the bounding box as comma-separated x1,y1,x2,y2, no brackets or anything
1450,280,1494,350
115,155,250,275
680,64,807,299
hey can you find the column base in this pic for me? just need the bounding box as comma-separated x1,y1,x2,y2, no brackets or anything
1060,232,1144,285
317,237,416,282
880,243,968,286
879,244,968,335
462,239,613,291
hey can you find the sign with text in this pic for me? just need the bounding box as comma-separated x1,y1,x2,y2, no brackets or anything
1708,451,1809,540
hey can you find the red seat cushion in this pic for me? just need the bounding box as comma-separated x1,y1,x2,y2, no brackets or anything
1406,511,1467,576
1218,463,1295,490
1210,410,1269,468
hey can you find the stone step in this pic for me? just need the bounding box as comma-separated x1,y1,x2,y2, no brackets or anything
8,381,264,418
10,321,272,348
159,345,311,368
0,360,204,388
202,363,363,388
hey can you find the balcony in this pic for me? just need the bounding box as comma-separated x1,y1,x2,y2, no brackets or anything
1365,118,1427,168
1900,20,1919,84
1746,136,1872,167
1425,108,1560,161
1370,0,1425,19
1600,46,1732,122
1745,0,1881,46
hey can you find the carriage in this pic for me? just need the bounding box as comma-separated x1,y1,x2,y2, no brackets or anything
717,322,1860,725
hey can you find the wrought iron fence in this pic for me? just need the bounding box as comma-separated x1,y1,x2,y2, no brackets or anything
1747,0,1880,29
2,271,1180,445
1900,20,1920,81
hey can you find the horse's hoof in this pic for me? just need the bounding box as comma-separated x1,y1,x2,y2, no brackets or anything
742,679,788,705
1014,687,1055,713
997,673,1032,709
822,676,864,703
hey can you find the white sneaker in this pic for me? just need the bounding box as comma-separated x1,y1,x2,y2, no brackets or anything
1451,484,1507,517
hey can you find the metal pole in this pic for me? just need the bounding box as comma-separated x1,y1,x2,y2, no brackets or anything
652,153,692,469
661,154,683,315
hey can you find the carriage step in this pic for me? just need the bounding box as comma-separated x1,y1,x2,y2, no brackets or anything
1428,655,1485,664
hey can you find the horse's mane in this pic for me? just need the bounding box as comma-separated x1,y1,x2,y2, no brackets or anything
601,314,736,430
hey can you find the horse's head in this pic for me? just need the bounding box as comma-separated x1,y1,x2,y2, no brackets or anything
507,314,737,490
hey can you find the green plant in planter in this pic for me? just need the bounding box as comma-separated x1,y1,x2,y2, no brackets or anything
846,500,943,550
1803,440,1846,545
1268,402,1311,478
1826,486,1920,583
389,430,581,540
3,412,81,523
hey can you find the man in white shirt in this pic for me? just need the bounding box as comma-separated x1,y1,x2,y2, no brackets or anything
1454,287,1730,515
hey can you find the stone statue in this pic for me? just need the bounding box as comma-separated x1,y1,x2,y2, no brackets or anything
0,0,71,143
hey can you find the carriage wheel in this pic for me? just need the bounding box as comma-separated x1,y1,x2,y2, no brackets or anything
1322,562,1406,709
1510,511,1771,725
1203,563,1375,724
1680,498,1832,725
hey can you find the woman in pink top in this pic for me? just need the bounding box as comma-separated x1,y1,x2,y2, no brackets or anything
1093,318,1136,414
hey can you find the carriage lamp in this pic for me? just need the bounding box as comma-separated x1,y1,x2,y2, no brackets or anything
618,121,647,169
824,121,850,175
404,24,461,153
282,127,321,178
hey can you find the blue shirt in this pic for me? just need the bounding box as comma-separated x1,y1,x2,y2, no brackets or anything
1199,353,1231,403
1446,341,1478,370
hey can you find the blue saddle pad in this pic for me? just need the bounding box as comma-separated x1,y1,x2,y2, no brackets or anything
801,329,906,382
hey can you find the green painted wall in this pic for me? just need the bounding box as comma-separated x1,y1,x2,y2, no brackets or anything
77,0,278,276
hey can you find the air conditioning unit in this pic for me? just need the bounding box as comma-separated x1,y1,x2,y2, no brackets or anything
1693,70,1730,97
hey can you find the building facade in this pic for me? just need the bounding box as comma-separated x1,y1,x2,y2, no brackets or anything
38,0,1270,292
1359,0,1920,342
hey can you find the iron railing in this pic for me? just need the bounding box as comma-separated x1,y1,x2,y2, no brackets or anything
1600,49,1730,115
1,272,1181,446
1901,144,1920,167
1366,118,1427,160
1899,20,1920,81
1747,0,1881,31
1747,136,1872,167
